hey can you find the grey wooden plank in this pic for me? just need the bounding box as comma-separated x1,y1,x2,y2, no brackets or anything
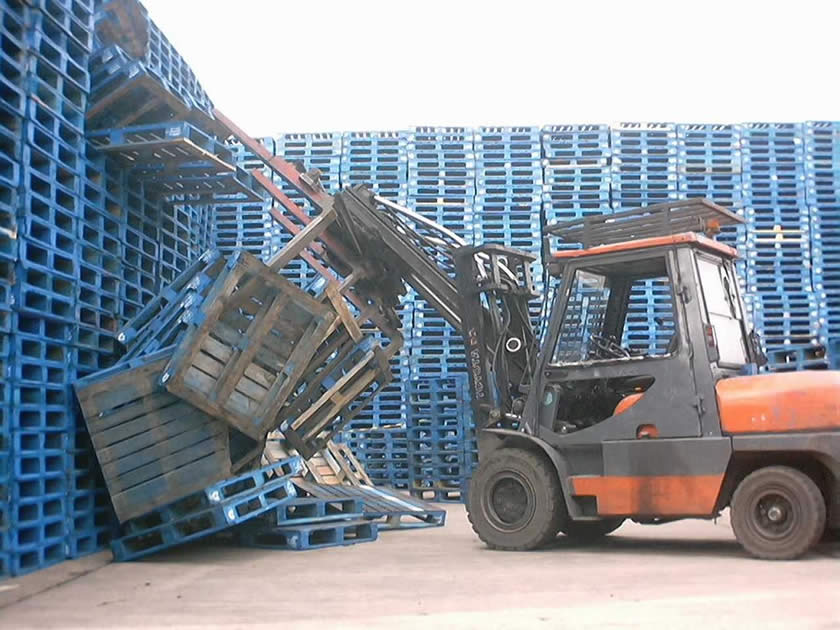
106,436,223,493
94,402,214,462
86,391,177,435
92,399,199,450
232,375,268,403
191,350,225,379
110,453,227,522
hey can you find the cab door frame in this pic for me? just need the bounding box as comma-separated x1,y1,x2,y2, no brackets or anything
530,245,707,447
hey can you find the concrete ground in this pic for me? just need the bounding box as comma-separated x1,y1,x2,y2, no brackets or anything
2,505,839,630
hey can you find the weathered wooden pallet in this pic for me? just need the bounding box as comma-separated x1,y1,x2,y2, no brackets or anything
264,433,373,486
74,349,239,523
159,250,337,441
278,333,395,458
294,480,447,531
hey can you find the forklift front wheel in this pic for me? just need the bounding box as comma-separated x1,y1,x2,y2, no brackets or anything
731,466,826,560
559,518,625,542
467,447,565,551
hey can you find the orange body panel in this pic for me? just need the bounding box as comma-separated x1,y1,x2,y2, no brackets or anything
571,474,725,516
716,371,840,434
552,232,738,260
613,392,644,415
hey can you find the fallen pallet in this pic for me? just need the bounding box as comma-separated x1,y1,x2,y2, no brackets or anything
294,480,446,531
112,458,301,561
264,434,373,486
74,348,252,522
237,519,378,551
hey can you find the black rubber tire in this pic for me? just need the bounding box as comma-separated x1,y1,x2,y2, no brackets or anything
560,518,625,542
467,448,565,551
731,466,826,560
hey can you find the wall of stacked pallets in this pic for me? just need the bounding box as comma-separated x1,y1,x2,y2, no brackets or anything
3,0,840,579
0,0,227,578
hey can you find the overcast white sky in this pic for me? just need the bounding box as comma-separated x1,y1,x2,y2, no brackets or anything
143,0,839,136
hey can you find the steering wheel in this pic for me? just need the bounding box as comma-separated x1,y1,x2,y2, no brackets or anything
589,334,631,360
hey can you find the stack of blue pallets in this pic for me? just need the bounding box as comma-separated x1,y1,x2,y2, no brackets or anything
404,375,474,502
271,131,342,287
214,137,275,262
338,131,412,432
473,126,543,323
541,124,612,229
87,0,218,134
342,427,410,489
676,124,745,251
407,126,474,379
611,123,679,354
340,131,408,204
741,123,828,370
2,0,107,578
805,121,840,357
610,122,679,211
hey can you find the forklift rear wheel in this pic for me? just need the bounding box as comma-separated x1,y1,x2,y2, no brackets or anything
731,466,826,560
559,518,625,542
467,447,564,551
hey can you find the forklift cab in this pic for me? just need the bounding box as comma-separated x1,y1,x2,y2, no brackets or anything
532,202,760,445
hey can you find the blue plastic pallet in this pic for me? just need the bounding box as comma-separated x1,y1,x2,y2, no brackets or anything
236,518,377,551
112,460,301,561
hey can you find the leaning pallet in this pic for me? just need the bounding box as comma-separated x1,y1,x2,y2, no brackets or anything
117,249,227,360
74,349,262,522
159,250,338,440
277,334,395,458
264,433,373,486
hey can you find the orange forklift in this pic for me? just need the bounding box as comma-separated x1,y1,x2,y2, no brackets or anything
331,188,839,560
456,199,840,560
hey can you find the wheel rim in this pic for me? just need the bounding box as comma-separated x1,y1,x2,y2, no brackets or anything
750,488,798,541
482,470,536,533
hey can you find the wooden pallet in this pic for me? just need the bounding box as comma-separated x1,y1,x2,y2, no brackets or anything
74,349,237,523
160,251,337,441
264,434,373,487
277,332,395,458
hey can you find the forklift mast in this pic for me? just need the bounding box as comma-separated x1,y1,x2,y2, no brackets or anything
331,186,540,431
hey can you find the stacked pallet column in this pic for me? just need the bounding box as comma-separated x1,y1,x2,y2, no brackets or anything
2,0,103,577
805,121,840,368
214,137,275,261
338,131,412,488
272,132,342,287
610,123,678,353
474,126,543,320
406,127,474,378
541,124,612,230
677,124,745,249
404,127,474,501
741,123,827,369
